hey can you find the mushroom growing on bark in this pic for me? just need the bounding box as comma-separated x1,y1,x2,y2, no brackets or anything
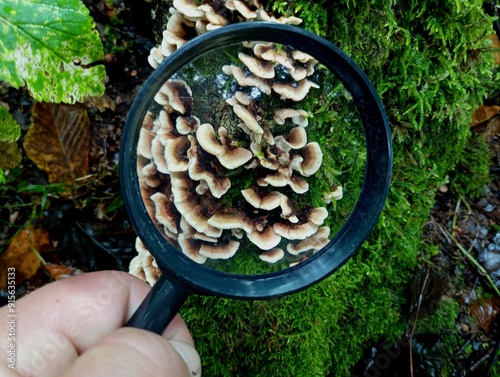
132,4,344,275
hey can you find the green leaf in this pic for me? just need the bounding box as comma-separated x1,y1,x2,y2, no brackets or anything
0,141,22,171
106,193,124,213
0,0,106,103
0,104,21,142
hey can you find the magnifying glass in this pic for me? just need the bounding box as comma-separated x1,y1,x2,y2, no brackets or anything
120,22,392,334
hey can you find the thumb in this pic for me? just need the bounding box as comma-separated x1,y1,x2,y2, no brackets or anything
61,327,201,377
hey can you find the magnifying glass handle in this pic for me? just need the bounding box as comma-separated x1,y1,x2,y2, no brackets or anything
126,274,189,334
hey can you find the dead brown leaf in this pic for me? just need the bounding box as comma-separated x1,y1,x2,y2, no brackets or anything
84,95,117,113
44,263,78,280
470,297,500,335
24,102,90,186
0,227,49,290
489,34,500,65
470,105,500,126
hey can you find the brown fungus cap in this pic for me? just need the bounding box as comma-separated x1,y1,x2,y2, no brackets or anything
196,123,253,169
247,225,281,250
294,142,323,177
198,4,229,26
222,65,272,95
176,115,200,135
151,134,170,174
172,0,205,18
150,192,179,237
187,135,231,198
273,207,328,240
232,0,257,19
273,108,308,126
148,47,165,69
130,238,161,285
272,79,320,102
232,104,263,135
258,167,309,194
323,186,343,203
238,52,276,79
258,247,285,263
137,112,157,159
154,80,194,114
286,226,330,255
178,234,208,264
226,91,252,107
164,136,191,172
240,187,296,222
274,126,308,152
170,171,222,238
199,240,240,259
140,161,161,188
162,29,188,50
207,209,254,234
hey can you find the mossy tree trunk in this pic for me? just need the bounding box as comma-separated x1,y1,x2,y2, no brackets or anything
146,1,495,375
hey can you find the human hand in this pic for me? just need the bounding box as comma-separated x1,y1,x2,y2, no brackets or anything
0,271,201,377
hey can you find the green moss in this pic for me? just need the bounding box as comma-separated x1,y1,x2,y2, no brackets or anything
412,297,461,376
415,297,460,334
450,132,492,198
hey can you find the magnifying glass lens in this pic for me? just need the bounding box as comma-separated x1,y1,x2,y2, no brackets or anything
136,40,366,275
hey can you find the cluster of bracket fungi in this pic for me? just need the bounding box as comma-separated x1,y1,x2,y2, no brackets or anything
129,0,344,281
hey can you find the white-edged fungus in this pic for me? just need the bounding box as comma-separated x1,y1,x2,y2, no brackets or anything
323,186,343,203
198,4,229,25
164,136,191,172
176,115,200,135
232,0,257,18
222,65,272,95
187,135,231,198
241,187,297,222
137,113,155,159
199,240,240,259
151,134,170,174
277,16,303,25
129,238,161,285
140,161,161,188
170,171,222,238
232,104,263,134
273,108,309,126
287,226,330,255
178,234,208,264
259,247,285,263
207,210,254,234
274,127,308,152
238,52,276,79
292,142,323,177
258,167,309,194
154,80,194,114
226,91,252,107
148,47,165,69
162,29,188,49
134,2,340,269
196,123,253,169
247,225,281,250
274,207,328,240
172,0,205,18
272,79,320,101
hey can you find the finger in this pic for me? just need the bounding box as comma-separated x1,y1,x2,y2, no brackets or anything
0,271,193,377
61,327,201,377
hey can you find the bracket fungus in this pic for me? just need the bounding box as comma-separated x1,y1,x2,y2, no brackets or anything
133,1,348,275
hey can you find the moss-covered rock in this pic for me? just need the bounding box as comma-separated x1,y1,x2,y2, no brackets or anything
152,0,495,375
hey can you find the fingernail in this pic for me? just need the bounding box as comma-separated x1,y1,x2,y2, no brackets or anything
169,340,202,377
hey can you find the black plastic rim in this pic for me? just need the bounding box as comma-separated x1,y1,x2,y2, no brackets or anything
120,22,392,299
